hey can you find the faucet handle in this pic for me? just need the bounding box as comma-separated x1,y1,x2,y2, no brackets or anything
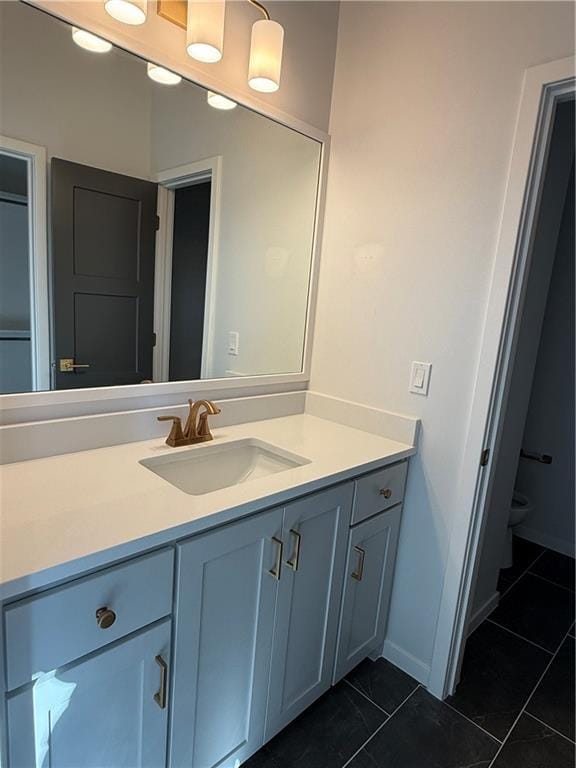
157,415,188,447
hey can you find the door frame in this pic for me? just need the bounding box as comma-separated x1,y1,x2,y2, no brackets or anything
0,136,50,391
428,56,575,699
153,157,222,382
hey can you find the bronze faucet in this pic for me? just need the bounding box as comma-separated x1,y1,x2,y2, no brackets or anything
158,400,222,447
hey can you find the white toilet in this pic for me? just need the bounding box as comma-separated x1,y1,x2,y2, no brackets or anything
502,491,534,569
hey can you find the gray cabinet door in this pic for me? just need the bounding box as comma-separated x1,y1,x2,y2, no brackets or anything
170,507,283,768
6,619,171,768
333,505,402,683
266,484,353,740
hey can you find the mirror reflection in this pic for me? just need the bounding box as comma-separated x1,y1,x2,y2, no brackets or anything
0,2,321,394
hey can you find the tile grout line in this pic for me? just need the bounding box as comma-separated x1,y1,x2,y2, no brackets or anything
498,549,547,600
340,685,421,768
485,618,555,655
442,700,502,744
343,678,391,717
526,570,576,594
486,623,575,767
523,712,576,746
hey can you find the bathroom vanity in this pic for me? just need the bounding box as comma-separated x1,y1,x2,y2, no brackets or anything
0,4,417,765
0,415,414,768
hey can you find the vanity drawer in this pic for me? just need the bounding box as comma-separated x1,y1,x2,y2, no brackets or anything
352,461,407,525
4,548,174,691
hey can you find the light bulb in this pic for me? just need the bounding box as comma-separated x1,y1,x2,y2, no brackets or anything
248,19,283,93
186,1,225,63
72,27,112,53
105,0,147,26
147,63,182,85
207,91,237,110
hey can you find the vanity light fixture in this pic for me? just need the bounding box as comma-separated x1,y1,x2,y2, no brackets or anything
207,90,237,110
147,63,182,85
247,0,284,93
105,0,147,26
186,0,225,63
72,27,113,53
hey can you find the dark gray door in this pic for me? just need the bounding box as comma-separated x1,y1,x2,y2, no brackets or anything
169,181,211,381
51,158,157,389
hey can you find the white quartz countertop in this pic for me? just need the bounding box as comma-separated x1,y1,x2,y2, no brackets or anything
0,414,415,601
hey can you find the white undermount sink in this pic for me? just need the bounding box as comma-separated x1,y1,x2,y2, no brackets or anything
140,438,310,496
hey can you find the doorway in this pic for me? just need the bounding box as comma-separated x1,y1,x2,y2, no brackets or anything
442,97,574,756
153,157,221,382
469,98,574,632
168,180,211,382
0,153,31,393
0,137,49,392
428,59,575,703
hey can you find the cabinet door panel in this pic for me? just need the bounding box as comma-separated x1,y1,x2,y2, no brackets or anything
7,619,171,768
170,508,282,768
266,484,353,739
333,506,402,683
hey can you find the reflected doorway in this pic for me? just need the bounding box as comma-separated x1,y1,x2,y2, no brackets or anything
0,138,49,394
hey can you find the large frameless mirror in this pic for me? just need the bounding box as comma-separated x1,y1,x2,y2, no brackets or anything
0,1,322,394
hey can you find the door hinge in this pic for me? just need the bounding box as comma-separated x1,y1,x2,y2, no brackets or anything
155,215,160,231
480,448,490,467
152,332,157,347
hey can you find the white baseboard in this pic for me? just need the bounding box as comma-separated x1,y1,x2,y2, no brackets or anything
515,527,575,558
381,638,431,687
305,391,420,447
467,592,500,636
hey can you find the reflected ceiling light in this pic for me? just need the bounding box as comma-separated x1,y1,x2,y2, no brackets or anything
207,90,237,110
186,0,225,63
105,0,147,26
72,27,113,53
247,1,283,93
147,63,182,85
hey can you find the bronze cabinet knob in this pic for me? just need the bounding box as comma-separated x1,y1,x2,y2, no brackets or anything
379,488,392,499
96,606,116,629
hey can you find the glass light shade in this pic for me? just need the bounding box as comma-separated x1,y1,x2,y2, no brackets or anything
248,19,283,93
104,0,147,25
186,1,225,63
207,91,237,110
147,63,182,85
72,27,112,53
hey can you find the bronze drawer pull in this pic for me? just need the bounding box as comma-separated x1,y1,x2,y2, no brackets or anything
286,529,302,572
154,655,168,709
269,536,283,580
379,488,392,499
351,546,366,581
95,607,116,629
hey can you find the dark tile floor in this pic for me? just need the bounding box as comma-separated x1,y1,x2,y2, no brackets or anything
245,537,574,768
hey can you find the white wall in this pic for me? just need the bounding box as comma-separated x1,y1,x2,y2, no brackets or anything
31,0,340,133
0,1,153,179
516,165,575,556
311,1,575,682
151,86,320,378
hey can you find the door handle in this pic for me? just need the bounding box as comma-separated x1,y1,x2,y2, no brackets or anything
59,358,90,372
154,654,168,709
286,529,302,571
268,536,283,580
351,546,366,581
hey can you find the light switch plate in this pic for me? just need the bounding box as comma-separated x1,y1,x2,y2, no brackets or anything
228,331,239,356
409,361,432,396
